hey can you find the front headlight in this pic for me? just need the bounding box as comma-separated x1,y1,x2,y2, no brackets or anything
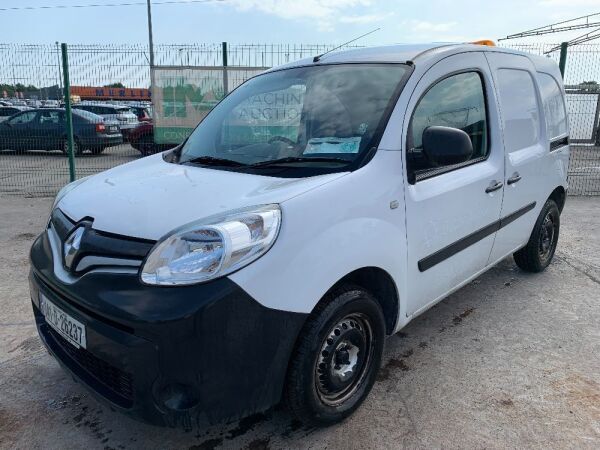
141,204,281,286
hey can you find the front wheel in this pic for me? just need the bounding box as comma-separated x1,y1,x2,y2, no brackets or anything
284,284,385,426
513,199,560,272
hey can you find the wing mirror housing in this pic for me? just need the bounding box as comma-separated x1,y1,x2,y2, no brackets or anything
422,126,473,167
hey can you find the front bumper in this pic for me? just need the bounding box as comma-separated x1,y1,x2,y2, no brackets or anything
29,230,306,427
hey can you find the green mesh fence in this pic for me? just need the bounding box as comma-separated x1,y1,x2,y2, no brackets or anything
0,43,358,197
1,42,599,196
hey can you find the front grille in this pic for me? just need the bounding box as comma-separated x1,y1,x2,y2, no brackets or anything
45,325,134,406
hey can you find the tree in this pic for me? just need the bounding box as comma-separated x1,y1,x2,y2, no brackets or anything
103,82,125,88
580,81,599,92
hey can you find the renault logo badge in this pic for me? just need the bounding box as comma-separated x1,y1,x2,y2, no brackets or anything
63,227,85,271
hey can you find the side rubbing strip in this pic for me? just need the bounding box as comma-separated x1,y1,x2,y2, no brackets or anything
550,136,569,151
418,202,536,272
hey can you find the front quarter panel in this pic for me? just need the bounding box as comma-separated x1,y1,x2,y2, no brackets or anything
230,150,407,320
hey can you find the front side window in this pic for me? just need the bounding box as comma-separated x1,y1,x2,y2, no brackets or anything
407,72,488,179
8,111,37,125
176,64,409,177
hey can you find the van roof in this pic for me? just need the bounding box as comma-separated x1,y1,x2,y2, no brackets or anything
270,43,558,75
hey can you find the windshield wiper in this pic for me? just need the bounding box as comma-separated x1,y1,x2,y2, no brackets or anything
183,156,247,167
249,156,351,168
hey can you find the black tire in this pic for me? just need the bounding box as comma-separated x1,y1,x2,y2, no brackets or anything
61,137,83,156
513,199,560,273
90,147,105,155
284,284,385,426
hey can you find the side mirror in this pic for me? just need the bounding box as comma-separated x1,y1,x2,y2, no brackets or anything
422,126,473,167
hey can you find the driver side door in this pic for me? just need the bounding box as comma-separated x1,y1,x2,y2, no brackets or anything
403,52,505,317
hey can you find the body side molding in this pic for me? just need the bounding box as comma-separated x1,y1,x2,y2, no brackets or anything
418,202,536,272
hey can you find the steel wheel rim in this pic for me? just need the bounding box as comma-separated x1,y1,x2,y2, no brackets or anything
64,140,79,154
538,212,556,262
314,313,374,406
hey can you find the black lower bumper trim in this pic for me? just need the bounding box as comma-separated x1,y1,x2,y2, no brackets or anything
37,309,134,408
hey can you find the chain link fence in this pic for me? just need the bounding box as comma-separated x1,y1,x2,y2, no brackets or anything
1,42,599,196
506,42,600,195
0,43,360,196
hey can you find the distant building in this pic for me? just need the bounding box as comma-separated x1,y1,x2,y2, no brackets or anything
70,86,151,101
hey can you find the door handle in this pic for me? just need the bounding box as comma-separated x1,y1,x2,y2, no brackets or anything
507,173,522,185
485,180,504,193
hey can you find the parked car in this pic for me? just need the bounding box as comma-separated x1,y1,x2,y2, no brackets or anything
41,100,60,108
0,106,31,122
129,122,176,155
0,100,12,106
30,43,569,428
129,105,152,122
0,108,122,154
73,103,138,139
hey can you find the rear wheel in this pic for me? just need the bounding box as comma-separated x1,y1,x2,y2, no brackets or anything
513,199,560,272
62,138,82,156
284,284,385,426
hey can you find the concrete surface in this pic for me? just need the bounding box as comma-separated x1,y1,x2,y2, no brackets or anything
0,196,598,450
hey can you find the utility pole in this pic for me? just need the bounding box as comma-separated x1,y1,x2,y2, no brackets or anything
146,0,155,68
55,41,63,96
558,42,568,77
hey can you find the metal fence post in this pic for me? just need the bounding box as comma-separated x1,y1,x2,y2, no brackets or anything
222,41,228,96
558,42,568,78
61,43,76,182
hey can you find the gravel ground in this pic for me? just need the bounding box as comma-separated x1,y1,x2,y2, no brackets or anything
0,196,599,450
0,144,599,196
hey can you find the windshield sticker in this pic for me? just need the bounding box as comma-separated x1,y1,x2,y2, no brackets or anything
304,137,361,154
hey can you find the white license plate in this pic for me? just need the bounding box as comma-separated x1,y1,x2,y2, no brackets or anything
40,293,87,349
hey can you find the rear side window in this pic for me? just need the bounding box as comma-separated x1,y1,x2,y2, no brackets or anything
496,69,541,152
39,110,64,124
407,71,488,178
537,72,568,140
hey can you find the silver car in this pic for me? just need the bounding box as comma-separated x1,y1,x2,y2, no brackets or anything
73,103,139,138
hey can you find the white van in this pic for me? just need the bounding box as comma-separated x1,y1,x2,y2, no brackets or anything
29,43,569,427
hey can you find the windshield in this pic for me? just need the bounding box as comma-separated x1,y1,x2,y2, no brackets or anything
176,63,409,176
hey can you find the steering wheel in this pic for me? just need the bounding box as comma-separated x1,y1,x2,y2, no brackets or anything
268,136,295,146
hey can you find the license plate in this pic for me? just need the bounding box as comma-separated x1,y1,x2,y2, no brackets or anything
108,126,117,133
40,293,87,349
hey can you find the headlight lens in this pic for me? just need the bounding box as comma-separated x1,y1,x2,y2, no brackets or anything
141,204,281,286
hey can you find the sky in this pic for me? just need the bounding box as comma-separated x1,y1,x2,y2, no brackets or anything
0,0,598,46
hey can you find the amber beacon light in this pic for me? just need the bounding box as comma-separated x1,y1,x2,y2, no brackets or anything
471,39,496,46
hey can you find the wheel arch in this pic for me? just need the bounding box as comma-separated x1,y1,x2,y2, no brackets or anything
322,267,400,336
548,185,566,213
